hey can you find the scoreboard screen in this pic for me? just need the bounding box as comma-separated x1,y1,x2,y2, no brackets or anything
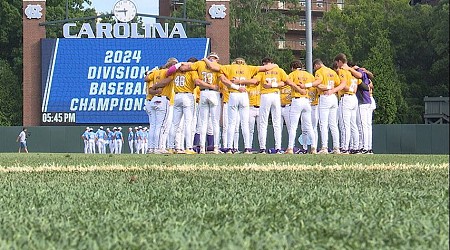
41,38,209,125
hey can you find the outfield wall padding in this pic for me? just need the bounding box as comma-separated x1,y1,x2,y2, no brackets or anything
0,125,448,154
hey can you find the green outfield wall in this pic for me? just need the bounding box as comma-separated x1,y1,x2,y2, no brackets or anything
0,125,448,154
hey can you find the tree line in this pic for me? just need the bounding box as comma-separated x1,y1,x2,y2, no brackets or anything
0,0,447,125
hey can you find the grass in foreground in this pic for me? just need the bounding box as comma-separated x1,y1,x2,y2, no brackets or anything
0,154,448,249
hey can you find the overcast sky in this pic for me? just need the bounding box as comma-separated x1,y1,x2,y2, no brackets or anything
86,0,159,23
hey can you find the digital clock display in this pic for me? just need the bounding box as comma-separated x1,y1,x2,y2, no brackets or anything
42,112,76,125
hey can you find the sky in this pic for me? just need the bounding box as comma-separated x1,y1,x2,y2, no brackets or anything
85,0,159,23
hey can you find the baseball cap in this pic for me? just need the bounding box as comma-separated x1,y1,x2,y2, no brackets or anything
118,127,122,130
113,127,117,130
100,126,103,130
208,52,220,60
134,127,138,129
138,126,142,129
86,127,90,130
233,57,246,65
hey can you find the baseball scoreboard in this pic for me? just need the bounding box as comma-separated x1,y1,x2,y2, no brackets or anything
41,38,209,125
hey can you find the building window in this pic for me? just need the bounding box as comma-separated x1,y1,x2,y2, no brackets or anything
337,0,344,9
299,18,306,26
278,1,286,9
316,0,324,8
278,40,286,49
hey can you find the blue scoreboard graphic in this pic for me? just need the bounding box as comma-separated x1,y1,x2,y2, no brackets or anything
41,38,209,125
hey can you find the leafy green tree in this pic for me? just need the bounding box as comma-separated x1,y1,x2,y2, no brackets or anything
170,0,206,38
314,0,448,124
0,60,21,126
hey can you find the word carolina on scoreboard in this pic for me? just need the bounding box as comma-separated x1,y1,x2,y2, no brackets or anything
41,38,209,125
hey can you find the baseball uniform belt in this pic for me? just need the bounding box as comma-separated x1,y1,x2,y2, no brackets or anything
200,89,218,92
292,97,308,99
175,92,192,94
250,105,260,108
155,95,169,99
281,104,291,108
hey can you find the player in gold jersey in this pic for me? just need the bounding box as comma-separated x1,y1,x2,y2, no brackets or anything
286,60,316,154
334,53,360,154
204,57,278,154
147,58,179,154
311,59,346,154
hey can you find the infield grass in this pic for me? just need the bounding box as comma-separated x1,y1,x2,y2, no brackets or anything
0,153,448,249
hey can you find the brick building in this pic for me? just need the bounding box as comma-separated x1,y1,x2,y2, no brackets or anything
159,0,344,58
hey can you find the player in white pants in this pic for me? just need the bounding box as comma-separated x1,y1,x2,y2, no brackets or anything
335,54,360,154
82,127,89,154
88,128,96,154
286,60,316,154
127,127,134,154
107,127,115,154
114,127,124,154
312,59,345,154
148,58,180,154
250,58,294,154
171,58,198,154
216,58,279,154
247,83,261,152
95,126,106,154
280,85,292,147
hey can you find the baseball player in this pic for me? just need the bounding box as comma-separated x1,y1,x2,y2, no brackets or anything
311,59,345,154
280,78,292,148
179,53,222,154
171,57,199,154
95,126,107,154
148,58,179,154
128,127,134,154
345,64,375,154
115,127,124,154
88,127,96,154
17,127,29,153
107,127,115,154
251,58,296,154
81,127,89,154
246,67,261,152
286,60,316,154
213,57,278,154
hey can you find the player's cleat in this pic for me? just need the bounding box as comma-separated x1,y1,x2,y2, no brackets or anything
167,149,175,154
185,149,197,155
318,148,328,154
275,149,283,154
225,148,233,154
341,149,349,154
259,149,266,154
243,148,253,154
310,147,317,154
360,149,369,154
175,149,186,154
368,149,374,154
199,147,206,154
285,148,294,154
212,147,220,154
351,149,361,154
332,147,341,154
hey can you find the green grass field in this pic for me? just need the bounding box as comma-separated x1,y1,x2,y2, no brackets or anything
0,154,448,249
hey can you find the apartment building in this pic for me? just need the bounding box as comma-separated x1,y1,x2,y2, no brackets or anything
272,0,343,58
159,0,344,58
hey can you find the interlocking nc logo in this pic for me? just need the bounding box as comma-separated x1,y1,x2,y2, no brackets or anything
209,4,227,19
24,4,43,19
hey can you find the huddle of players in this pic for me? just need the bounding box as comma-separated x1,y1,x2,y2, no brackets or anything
81,126,124,154
141,51,375,155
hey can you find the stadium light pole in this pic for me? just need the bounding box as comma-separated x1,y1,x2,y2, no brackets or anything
305,0,313,73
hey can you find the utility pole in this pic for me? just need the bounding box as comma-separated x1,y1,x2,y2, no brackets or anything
305,0,313,73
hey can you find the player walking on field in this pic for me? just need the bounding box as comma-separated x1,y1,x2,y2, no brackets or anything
81,127,89,154
312,59,345,154
95,126,106,154
286,60,316,154
114,127,124,154
128,127,134,154
17,127,29,153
